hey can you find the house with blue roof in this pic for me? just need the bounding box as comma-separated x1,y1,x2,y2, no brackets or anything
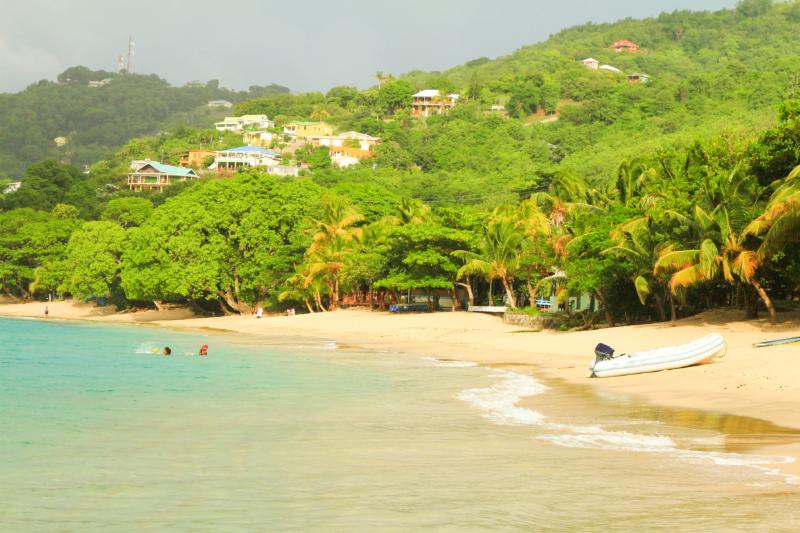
215,145,282,170
128,160,200,192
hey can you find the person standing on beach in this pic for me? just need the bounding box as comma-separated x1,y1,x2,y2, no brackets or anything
44,306,49,318
257,306,263,319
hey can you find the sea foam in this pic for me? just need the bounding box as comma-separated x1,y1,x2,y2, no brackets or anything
458,368,799,484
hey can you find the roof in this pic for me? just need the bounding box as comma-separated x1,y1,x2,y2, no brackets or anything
413,89,440,98
612,39,638,47
599,65,623,73
219,145,281,156
287,121,328,126
133,161,199,177
581,57,598,62
336,131,380,141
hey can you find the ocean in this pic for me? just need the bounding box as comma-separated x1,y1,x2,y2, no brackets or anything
1,317,798,531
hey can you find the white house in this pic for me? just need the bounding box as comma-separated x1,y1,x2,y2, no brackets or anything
599,64,623,74
580,57,599,70
215,146,281,169
331,153,361,168
215,114,274,133
267,165,301,177
207,100,233,108
3,181,21,194
312,131,380,151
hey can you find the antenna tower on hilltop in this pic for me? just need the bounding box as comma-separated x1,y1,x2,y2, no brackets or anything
127,36,135,74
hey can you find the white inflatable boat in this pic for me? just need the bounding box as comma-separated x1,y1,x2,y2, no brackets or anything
589,334,726,378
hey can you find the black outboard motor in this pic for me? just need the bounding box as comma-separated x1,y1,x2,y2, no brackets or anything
594,342,615,362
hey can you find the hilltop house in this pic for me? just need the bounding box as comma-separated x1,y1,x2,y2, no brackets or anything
128,161,200,192
283,121,334,138
611,39,639,53
627,73,651,84
179,149,217,169
580,57,599,70
411,90,459,117
207,100,233,108
312,131,380,151
215,114,274,133
214,146,281,170
599,64,623,74
3,181,21,194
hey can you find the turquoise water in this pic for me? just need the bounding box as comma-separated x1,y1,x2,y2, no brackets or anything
1,317,799,531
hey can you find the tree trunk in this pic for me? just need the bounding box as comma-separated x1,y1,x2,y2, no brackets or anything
743,286,758,319
314,290,327,312
595,290,614,326
751,279,777,323
669,293,677,322
526,277,537,309
653,292,666,322
455,282,474,308
153,300,164,311
304,298,314,314
501,277,516,308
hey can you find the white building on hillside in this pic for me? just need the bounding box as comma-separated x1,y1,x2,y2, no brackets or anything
3,181,22,194
215,146,281,170
580,57,599,70
207,100,233,108
312,131,380,151
215,114,274,133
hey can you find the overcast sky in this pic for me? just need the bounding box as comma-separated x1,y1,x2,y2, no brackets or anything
0,0,738,94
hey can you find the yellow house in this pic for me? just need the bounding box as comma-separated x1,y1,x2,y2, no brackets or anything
283,121,334,138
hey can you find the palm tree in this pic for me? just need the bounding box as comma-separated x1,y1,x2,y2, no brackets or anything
655,203,777,322
306,194,364,310
310,105,331,121
453,211,524,307
745,164,800,258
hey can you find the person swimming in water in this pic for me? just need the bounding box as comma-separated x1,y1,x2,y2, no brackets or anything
163,346,172,356
199,345,208,356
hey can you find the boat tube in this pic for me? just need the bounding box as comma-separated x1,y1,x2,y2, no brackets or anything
589,333,726,378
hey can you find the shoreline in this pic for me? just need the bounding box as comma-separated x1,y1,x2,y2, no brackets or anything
4,300,800,477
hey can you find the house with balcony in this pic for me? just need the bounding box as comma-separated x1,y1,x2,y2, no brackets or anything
179,149,217,169
128,161,200,192
214,146,282,170
610,39,639,53
283,121,334,139
411,90,459,117
215,114,274,132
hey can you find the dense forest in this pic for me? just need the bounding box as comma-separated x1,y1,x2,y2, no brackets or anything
2,0,800,328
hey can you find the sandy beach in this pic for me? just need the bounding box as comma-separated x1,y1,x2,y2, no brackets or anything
4,300,800,474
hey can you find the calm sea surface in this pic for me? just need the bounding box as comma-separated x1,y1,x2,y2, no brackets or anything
1,317,799,531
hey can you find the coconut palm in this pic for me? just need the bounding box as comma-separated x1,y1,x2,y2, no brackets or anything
306,194,364,310
745,164,800,257
453,211,524,307
655,203,777,322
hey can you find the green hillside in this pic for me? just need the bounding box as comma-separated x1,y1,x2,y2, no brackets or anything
3,1,800,326
398,0,800,179
0,68,288,177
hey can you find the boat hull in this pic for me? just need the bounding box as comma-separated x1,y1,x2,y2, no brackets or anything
590,333,726,378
